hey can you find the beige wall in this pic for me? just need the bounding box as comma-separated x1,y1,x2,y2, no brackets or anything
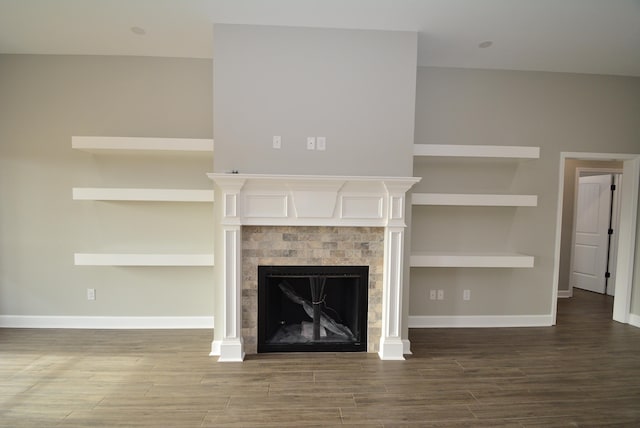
410,67,640,318
558,159,623,294
2,54,639,325
0,55,214,317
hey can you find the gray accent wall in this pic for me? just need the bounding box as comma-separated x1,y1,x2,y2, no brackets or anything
0,55,214,317
212,24,417,177
410,67,640,319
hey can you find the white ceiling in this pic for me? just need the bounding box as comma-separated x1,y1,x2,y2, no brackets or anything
1,0,639,76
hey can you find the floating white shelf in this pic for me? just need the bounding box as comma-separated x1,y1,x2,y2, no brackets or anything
413,144,540,159
412,193,538,207
410,252,534,268
74,253,214,266
72,136,214,154
72,188,214,202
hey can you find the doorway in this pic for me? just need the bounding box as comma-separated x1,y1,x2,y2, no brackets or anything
570,169,622,297
552,153,640,325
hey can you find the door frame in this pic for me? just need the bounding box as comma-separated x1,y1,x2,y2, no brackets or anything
568,168,623,297
552,152,640,325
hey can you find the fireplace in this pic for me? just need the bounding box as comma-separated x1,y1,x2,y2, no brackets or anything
208,173,420,362
258,265,368,353
242,226,383,354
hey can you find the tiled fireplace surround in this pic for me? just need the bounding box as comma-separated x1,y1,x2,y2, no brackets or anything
208,174,420,362
243,225,384,354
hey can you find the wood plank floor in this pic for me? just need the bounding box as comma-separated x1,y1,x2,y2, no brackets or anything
2,289,640,427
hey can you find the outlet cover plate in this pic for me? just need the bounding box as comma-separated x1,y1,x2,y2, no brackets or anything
306,137,316,150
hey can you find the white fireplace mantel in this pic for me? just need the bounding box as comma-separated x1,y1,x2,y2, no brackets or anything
208,173,420,361
209,173,420,227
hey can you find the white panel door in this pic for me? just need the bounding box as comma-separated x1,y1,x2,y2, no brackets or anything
571,174,612,294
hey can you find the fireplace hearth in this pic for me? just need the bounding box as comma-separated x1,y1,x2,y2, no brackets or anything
258,265,368,353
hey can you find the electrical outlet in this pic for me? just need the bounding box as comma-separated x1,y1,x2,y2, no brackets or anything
87,288,96,301
429,289,437,300
463,289,471,301
306,137,316,150
272,135,281,149
316,136,326,151
437,289,444,300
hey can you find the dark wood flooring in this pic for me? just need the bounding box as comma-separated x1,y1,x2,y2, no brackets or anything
2,289,640,427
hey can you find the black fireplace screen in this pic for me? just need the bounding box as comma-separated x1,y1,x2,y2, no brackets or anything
258,265,368,353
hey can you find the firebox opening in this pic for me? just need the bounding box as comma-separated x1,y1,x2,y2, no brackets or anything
258,265,368,353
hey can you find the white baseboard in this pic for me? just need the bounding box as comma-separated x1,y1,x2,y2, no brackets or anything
557,290,572,298
408,314,553,328
0,315,214,329
210,339,221,356
629,314,640,328
402,339,412,355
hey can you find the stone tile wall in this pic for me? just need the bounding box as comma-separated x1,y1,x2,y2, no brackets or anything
242,226,385,354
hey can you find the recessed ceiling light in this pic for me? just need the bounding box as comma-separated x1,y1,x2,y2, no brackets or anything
478,40,493,49
130,26,146,36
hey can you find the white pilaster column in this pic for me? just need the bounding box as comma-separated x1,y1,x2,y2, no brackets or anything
379,183,413,360
209,176,246,362
379,226,406,360
218,225,245,362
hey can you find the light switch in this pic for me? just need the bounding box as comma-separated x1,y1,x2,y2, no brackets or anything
273,136,281,149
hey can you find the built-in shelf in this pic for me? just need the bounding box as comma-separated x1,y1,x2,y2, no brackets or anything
412,193,538,207
72,188,214,202
72,136,214,154
74,253,214,266
413,144,540,159
410,252,534,268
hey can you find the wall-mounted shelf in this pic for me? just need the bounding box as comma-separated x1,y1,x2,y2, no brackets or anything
72,188,214,202
413,144,540,159
74,253,214,266
72,136,214,154
410,252,534,268
412,193,538,207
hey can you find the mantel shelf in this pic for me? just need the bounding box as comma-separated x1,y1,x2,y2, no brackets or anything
74,253,214,266
410,252,534,268
72,188,214,202
413,144,540,159
72,136,214,154
412,193,538,207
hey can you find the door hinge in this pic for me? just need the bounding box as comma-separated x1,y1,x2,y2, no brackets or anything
608,228,614,235
611,184,616,191
605,272,611,278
